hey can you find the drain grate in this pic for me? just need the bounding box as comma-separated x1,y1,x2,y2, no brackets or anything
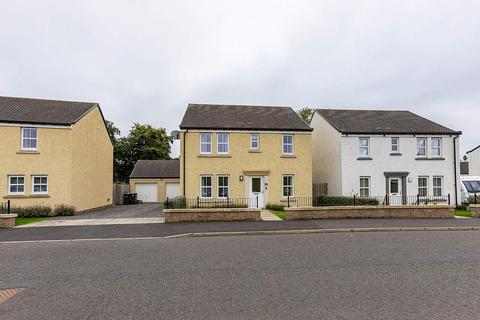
0,288,24,304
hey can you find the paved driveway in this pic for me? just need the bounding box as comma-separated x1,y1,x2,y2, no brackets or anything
63,203,164,219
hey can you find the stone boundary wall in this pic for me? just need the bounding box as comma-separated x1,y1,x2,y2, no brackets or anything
284,205,454,220
164,208,261,223
0,214,18,228
470,205,480,218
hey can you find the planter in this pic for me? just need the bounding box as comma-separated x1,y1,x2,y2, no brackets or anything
0,214,18,228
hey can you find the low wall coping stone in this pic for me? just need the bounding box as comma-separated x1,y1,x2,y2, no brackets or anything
164,208,261,213
285,205,454,211
0,214,18,218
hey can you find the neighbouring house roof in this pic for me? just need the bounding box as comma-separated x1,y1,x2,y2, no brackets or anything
0,96,98,125
179,104,312,131
467,145,480,154
460,161,470,175
129,160,180,179
315,109,461,135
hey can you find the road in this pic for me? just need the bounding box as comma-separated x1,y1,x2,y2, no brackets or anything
1,231,480,319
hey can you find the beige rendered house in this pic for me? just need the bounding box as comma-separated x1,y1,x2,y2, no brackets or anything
179,104,313,208
0,96,113,212
129,160,181,203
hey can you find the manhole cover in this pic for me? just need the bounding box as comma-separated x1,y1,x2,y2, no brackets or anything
0,288,24,304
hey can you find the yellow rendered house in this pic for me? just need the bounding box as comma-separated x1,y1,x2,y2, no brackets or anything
0,96,113,212
179,104,312,208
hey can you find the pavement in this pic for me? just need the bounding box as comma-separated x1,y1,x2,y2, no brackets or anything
1,231,480,319
260,209,282,221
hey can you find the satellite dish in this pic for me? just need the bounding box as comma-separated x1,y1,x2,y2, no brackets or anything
171,130,180,140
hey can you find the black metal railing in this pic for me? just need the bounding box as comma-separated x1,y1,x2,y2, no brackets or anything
470,193,479,204
0,200,11,214
164,197,259,209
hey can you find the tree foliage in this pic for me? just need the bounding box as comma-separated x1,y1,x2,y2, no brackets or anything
297,107,314,124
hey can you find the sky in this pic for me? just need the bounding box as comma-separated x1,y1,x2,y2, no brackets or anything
0,0,479,158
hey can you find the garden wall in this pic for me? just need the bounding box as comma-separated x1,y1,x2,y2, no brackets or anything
164,208,261,223
470,205,480,218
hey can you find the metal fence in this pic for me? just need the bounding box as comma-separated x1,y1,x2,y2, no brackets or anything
470,193,479,204
164,197,257,209
0,200,11,214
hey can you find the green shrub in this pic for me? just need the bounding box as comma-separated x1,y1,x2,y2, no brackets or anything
314,195,379,206
12,205,53,218
265,203,285,211
467,195,479,204
457,204,468,211
53,204,76,216
164,197,187,209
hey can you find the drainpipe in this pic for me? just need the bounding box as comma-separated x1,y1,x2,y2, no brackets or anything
453,135,458,207
183,130,187,196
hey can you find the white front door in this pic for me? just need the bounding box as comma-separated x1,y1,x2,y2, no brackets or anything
248,176,265,208
136,184,158,203
166,182,181,199
389,178,402,205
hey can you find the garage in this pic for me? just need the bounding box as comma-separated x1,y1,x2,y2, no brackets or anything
166,182,181,199
135,184,158,203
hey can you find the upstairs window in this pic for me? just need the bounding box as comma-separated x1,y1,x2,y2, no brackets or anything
32,176,48,194
433,176,443,196
418,177,428,196
8,176,25,195
200,133,212,154
250,133,259,150
416,138,427,157
22,127,38,150
360,177,370,197
218,176,229,198
200,176,212,198
282,175,294,197
359,137,370,156
217,133,229,154
431,138,442,157
282,134,294,155
391,137,399,153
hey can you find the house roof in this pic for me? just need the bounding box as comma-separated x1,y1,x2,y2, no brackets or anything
460,161,470,175
0,96,98,125
315,109,461,135
129,160,180,179
467,145,480,154
179,104,312,131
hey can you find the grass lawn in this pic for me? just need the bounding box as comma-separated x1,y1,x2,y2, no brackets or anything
270,210,285,220
454,210,473,218
15,217,53,226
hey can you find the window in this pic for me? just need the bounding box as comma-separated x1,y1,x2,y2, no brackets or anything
22,127,38,150
391,137,399,153
464,181,480,193
359,137,370,156
431,138,442,157
360,177,370,197
433,176,443,196
200,176,212,198
32,176,48,194
282,134,294,154
8,176,25,194
217,133,229,154
250,133,259,150
200,133,212,154
218,176,229,198
416,138,427,157
282,175,294,197
418,177,428,197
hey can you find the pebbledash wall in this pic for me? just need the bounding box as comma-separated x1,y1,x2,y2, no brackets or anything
180,130,312,206
0,107,113,212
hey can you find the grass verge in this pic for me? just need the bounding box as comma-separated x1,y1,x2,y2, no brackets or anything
454,209,473,218
15,217,53,226
270,210,285,220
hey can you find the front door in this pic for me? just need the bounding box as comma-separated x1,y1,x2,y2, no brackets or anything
248,176,265,208
389,178,402,205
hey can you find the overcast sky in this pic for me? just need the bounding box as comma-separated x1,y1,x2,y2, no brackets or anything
1,0,478,157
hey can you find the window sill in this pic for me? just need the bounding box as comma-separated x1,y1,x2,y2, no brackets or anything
198,154,232,158
415,157,445,161
357,157,373,160
248,150,261,153
3,194,50,199
281,154,296,158
17,150,40,154
390,153,402,156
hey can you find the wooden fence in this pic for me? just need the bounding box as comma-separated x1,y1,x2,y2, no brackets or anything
113,183,130,205
312,183,328,197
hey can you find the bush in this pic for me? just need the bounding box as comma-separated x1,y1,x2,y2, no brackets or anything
314,195,379,206
54,204,76,216
12,205,53,218
265,203,285,211
456,204,468,211
164,197,186,209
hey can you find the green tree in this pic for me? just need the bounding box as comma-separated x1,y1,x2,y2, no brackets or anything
114,123,173,182
105,120,121,143
297,107,314,124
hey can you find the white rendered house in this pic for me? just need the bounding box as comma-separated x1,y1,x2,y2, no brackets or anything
466,145,480,176
311,109,462,205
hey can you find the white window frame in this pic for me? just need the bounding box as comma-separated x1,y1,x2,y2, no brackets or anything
217,133,229,154
32,175,48,195
433,176,443,197
250,133,259,150
416,137,427,157
359,177,371,197
199,133,212,154
418,176,429,197
431,137,442,157
391,137,399,153
217,175,229,199
282,134,294,155
200,175,212,199
282,175,294,198
8,175,25,195
21,127,38,151
359,137,370,157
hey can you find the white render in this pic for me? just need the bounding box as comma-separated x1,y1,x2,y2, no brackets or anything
311,112,462,205
467,147,480,176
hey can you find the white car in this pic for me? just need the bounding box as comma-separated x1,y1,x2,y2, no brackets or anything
460,176,480,203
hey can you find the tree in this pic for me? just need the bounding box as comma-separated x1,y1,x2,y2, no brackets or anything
297,107,314,124
105,120,121,143
113,123,173,182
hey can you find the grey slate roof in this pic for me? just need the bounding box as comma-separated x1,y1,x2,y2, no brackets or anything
460,161,470,175
180,104,312,131
315,109,460,135
0,96,98,125
130,160,180,179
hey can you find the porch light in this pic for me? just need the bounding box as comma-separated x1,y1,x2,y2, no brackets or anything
239,175,244,181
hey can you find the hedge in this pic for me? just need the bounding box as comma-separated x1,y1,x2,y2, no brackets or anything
12,204,76,218
313,195,379,206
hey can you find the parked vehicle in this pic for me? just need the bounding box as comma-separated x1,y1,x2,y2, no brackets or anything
460,176,480,203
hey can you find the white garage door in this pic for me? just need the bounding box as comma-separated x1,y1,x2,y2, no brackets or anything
136,184,158,203
166,183,181,199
